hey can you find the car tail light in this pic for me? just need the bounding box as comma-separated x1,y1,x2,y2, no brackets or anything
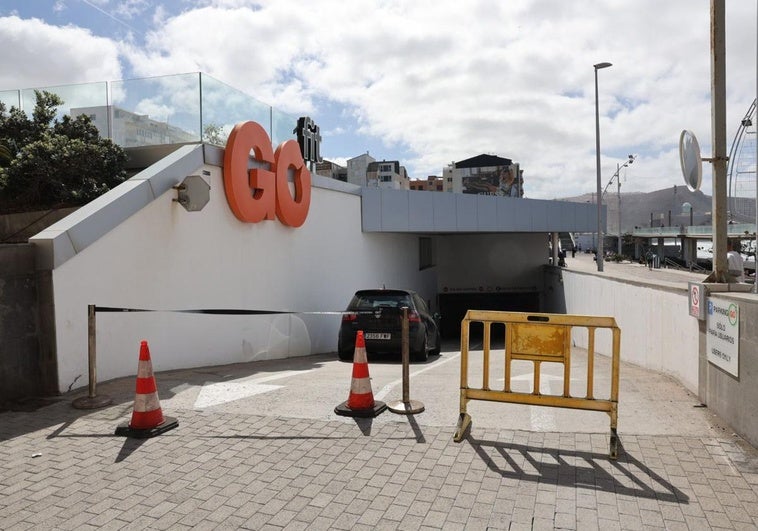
408,310,421,323
342,312,357,322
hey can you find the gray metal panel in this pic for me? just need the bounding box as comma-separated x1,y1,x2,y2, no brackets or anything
408,191,435,231
381,189,410,231
497,197,532,231
529,200,550,231
433,193,457,231
476,195,498,230
361,188,382,231
455,194,479,231
548,201,574,231
360,188,599,234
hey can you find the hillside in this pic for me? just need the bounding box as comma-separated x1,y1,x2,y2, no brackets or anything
558,186,753,234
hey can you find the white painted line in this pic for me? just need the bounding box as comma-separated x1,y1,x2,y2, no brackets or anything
240,370,313,384
374,353,461,401
193,370,314,409
194,382,283,408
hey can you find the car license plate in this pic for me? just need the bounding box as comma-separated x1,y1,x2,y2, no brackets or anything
365,333,391,340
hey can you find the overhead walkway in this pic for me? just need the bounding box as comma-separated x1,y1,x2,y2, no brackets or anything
632,223,756,239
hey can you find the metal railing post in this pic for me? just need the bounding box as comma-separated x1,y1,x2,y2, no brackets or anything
388,307,425,414
72,305,113,409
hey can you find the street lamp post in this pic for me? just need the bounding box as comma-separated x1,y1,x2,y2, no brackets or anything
594,62,612,271
616,163,622,256
601,155,635,256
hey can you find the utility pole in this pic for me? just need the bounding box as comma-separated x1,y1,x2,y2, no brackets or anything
708,0,729,282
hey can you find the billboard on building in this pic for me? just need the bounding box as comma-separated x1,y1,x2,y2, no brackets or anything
462,165,522,197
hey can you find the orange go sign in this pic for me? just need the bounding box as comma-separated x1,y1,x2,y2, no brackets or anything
223,121,311,227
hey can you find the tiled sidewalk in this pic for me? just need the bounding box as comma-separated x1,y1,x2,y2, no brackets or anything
2,400,758,530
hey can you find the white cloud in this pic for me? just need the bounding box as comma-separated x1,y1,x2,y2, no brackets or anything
0,16,122,90
3,1,757,199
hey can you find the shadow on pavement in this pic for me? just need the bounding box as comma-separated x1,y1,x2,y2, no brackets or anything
0,353,334,441
466,436,687,504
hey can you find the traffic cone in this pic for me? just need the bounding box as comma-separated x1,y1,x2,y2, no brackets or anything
115,340,178,438
335,331,387,418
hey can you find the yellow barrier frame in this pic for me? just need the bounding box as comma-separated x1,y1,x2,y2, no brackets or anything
453,310,621,459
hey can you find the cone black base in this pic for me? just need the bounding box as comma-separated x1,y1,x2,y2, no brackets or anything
334,401,387,418
115,416,178,438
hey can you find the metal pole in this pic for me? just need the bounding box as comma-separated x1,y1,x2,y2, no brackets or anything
594,62,612,271
87,304,96,397
617,163,622,255
754,0,758,292
402,307,409,402
388,306,425,414
72,305,113,409
711,0,729,282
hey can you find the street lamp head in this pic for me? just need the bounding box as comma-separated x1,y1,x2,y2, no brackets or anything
594,62,613,70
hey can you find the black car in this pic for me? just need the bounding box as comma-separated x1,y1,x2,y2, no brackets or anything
337,289,441,362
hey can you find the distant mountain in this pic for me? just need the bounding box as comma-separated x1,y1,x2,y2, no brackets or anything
558,186,753,233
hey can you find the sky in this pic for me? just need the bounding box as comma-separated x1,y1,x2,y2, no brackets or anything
0,0,756,200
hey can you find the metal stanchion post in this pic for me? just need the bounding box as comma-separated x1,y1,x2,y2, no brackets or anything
72,305,113,409
388,306,425,414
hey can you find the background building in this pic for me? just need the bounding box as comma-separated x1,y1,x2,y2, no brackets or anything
315,160,347,182
72,105,197,147
410,176,445,192
450,154,523,197
367,160,409,190
346,153,375,186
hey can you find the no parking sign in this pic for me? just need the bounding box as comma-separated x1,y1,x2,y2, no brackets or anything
689,282,705,320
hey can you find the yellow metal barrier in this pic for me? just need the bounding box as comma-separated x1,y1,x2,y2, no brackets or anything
453,310,621,459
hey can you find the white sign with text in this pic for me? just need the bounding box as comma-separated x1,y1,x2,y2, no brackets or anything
706,298,740,377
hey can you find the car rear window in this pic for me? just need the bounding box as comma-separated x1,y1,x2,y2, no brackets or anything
350,292,413,310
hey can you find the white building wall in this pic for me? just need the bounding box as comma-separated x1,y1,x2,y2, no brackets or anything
51,164,436,392
561,271,699,394
347,153,374,187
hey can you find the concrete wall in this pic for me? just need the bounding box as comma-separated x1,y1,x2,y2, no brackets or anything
0,244,50,401
699,293,758,447
560,269,699,394
48,163,437,393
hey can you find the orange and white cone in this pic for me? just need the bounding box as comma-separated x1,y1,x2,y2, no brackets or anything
335,331,387,417
115,340,178,438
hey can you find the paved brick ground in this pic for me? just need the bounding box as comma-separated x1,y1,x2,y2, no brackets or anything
3,396,758,530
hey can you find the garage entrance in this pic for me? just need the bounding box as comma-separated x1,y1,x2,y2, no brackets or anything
438,291,540,338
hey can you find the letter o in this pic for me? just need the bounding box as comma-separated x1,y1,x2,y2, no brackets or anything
273,139,311,227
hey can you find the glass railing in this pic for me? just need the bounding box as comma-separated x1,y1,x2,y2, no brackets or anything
0,73,297,149
632,227,682,236
632,224,758,237
199,74,272,147
0,89,21,110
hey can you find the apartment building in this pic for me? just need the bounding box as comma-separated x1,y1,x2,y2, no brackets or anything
72,105,197,147
449,154,523,197
366,160,410,190
346,152,375,186
316,160,347,182
410,176,445,192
